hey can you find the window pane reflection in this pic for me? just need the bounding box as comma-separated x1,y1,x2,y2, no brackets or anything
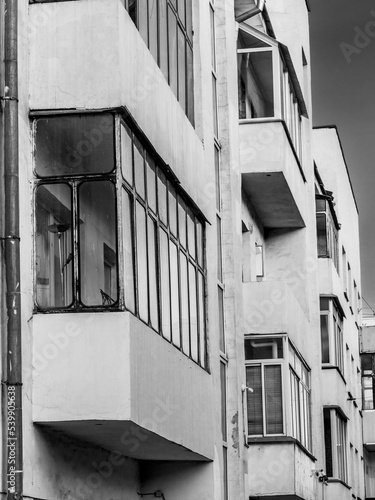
35,113,115,177
79,181,117,306
36,184,73,308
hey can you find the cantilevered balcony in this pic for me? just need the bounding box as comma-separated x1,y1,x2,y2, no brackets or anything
32,312,213,461
238,25,307,229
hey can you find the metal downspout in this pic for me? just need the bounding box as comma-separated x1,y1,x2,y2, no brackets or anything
2,0,23,498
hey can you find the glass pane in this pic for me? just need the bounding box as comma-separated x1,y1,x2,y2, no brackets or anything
36,184,73,308
210,5,216,69
189,263,198,361
320,297,330,311
158,169,168,225
148,216,159,329
220,362,227,440
186,44,194,124
148,0,158,60
178,197,187,248
214,146,221,210
169,184,178,236
245,337,283,360
146,155,157,213
237,51,274,119
217,216,222,281
246,365,263,435
218,286,225,352
320,314,330,363
178,0,185,27
178,27,186,111
186,0,193,41
134,138,145,199
136,202,149,322
198,271,205,367
323,409,333,477
79,181,117,306
180,252,190,355
122,189,135,313
170,241,181,346
196,221,203,268
256,244,264,277
35,113,115,177
129,0,137,25
138,0,148,45
265,365,283,434
238,28,271,49
316,213,327,256
168,7,178,97
160,229,171,340
159,0,169,80
121,122,133,185
212,74,218,136
188,212,196,259
315,198,326,212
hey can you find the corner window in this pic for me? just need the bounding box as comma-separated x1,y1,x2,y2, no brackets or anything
362,353,375,410
323,408,348,483
33,112,206,368
316,196,339,271
320,297,344,374
125,0,194,124
237,26,306,161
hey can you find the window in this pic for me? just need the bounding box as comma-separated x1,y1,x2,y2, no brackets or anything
323,408,348,483
255,243,264,278
320,297,344,374
316,196,339,271
245,336,284,436
125,0,194,123
362,353,375,410
33,112,206,368
289,343,311,451
237,25,307,161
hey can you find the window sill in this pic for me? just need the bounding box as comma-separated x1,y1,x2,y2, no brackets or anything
327,478,351,490
322,364,347,384
247,436,316,462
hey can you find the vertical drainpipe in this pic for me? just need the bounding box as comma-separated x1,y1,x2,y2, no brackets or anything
2,0,23,499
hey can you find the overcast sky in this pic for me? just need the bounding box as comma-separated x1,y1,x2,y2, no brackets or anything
310,0,375,315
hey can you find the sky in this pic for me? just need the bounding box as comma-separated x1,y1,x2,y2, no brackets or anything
309,0,375,315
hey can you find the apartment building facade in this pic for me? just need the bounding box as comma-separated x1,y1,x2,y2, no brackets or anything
0,0,366,499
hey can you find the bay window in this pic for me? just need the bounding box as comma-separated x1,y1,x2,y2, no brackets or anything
316,195,339,271
237,25,307,161
320,297,344,374
33,111,206,368
125,0,194,124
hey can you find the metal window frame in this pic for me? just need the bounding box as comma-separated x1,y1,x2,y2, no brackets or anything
32,109,207,369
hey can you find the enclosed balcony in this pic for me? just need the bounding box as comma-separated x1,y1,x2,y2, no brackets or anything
237,25,307,229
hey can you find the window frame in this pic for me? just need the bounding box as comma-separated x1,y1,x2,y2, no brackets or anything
237,24,306,162
32,110,207,369
323,407,348,483
316,195,340,271
245,334,287,438
320,297,344,375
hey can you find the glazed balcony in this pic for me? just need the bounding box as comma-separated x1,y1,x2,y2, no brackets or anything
32,312,213,461
238,25,307,229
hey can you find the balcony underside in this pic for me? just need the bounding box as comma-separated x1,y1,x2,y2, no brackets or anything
239,120,306,229
242,171,304,228
35,421,209,461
